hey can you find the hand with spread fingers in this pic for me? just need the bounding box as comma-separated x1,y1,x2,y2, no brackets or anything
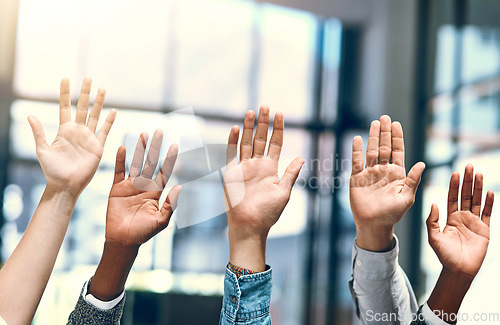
350,115,426,251
224,106,304,272
426,164,494,277
86,130,182,302
28,77,116,197
0,78,115,325
423,165,494,322
106,130,181,247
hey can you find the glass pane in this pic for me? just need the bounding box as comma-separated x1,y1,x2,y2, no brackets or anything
173,0,254,113
321,19,343,124
257,4,317,122
458,94,500,156
425,97,456,165
14,0,80,98
14,0,170,107
84,0,171,108
462,26,500,84
434,25,457,94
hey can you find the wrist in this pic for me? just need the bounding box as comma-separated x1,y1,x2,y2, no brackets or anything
89,242,139,301
427,267,474,319
44,183,80,203
355,225,395,252
102,240,141,255
439,266,474,287
228,230,267,272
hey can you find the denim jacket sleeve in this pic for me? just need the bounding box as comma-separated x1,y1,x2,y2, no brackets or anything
219,266,272,325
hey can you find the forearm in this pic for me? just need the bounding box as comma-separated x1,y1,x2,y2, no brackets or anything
427,267,473,322
0,185,77,324
89,242,138,301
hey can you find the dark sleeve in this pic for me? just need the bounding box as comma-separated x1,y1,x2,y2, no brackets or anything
66,282,126,325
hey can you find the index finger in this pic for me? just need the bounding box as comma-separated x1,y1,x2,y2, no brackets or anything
87,88,106,133
391,122,405,168
155,144,178,190
130,132,148,178
351,136,364,175
471,172,483,216
141,129,163,179
226,125,239,169
267,112,284,162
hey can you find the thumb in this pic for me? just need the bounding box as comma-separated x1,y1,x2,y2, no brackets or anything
160,185,182,221
27,115,47,149
279,157,305,194
152,185,182,238
402,162,425,200
426,203,441,247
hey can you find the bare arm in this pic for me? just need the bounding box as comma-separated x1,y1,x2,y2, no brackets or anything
0,78,116,325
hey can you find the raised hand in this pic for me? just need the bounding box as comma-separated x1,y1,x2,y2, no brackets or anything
350,115,426,251
426,164,494,277
0,78,115,324
224,106,304,271
28,78,116,197
425,165,494,320
106,130,182,247
88,130,181,302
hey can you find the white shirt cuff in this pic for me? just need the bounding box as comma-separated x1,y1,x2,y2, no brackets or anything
82,280,124,310
352,235,399,281
421,302,452,325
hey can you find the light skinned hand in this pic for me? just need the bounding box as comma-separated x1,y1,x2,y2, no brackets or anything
106,130,182,248
426,164,494,277
27,78,116,198
350,115,425,251
224,106,304,271
0,78,114,325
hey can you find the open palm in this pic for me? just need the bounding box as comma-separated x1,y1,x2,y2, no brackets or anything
105,131,181,247
28,78,115,197
426,165,494,277
224,107,304,238
350,116,425,228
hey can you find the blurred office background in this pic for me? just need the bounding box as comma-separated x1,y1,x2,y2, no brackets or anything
1,0,500,324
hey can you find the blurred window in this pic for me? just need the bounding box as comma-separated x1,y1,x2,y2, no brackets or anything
422,1,500,318
5,0,344,324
